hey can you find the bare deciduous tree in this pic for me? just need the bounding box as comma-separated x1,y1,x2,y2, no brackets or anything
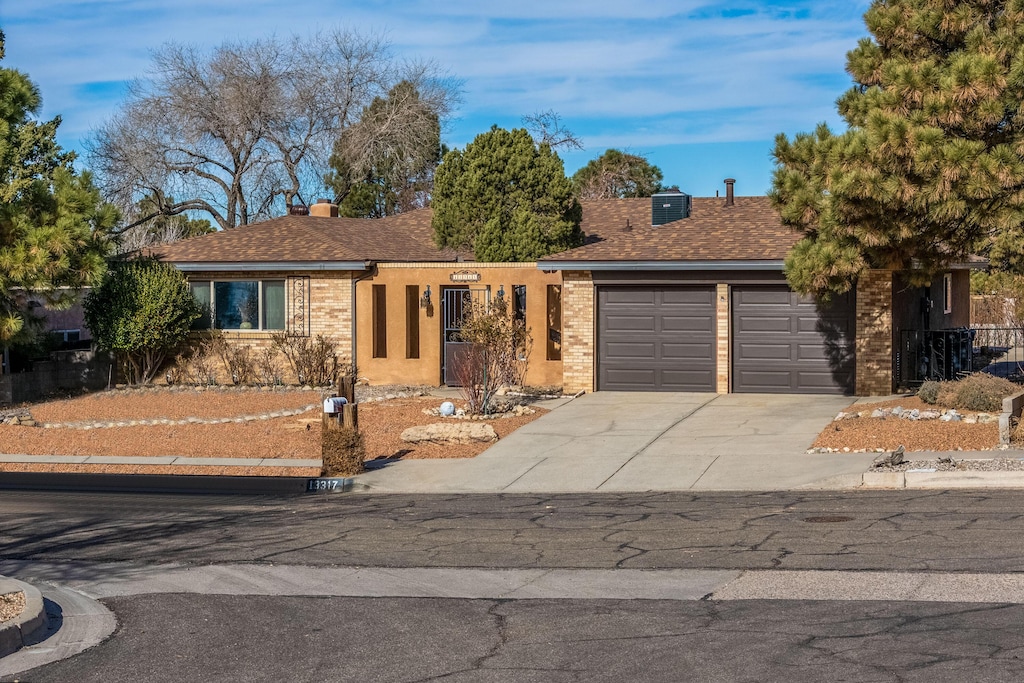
326,78,448,217
89,30,457,231
522,110,584,152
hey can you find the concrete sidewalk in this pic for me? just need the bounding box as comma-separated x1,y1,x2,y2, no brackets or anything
354,392,879,492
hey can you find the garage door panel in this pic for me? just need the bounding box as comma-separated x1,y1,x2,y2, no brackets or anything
604,289,657,306
599,286,716,392
795,371,847,389
662,289,715,306
662,342,715,360
733,370,793,390
736,316,792,334
736,342,792,361
662,315,715,333
732,287,855,395
603,342,656,361
734,289,792,306
602,368,657,386
604,315,656,332
661,370,716,391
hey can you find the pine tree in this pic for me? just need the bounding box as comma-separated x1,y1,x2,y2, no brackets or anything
432,127,582,261
772,0,1024,296
0,31,116,346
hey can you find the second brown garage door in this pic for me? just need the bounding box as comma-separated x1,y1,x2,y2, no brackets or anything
598,286,716,391
731,286,855,394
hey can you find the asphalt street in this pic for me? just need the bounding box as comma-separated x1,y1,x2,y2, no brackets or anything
4,490,1024,681
2,490,1024,571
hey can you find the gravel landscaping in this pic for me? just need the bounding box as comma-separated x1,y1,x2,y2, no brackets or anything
811,396,1002,453
0,591,25,623
0,386,547,475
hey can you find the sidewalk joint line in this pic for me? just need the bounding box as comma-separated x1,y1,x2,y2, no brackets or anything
596,395,721,490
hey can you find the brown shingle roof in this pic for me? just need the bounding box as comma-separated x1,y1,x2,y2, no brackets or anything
152,213,457,265
547,196,798,262
152,195,795,266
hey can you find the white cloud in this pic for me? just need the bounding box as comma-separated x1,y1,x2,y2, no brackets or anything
4,0,868,170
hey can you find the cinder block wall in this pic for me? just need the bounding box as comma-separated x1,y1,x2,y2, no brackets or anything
855,269,894,396
561,271,595,393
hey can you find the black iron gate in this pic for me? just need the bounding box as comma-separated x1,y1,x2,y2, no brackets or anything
897,328,974,386
442,286,489,386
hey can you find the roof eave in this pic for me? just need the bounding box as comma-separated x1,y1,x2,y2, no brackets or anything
171,261,370,272
537,260,786,271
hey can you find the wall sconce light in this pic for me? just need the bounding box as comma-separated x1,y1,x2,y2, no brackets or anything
420,285,432,309
497,285,505,300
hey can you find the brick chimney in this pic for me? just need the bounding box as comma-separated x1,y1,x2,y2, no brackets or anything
724,178,735,207
309,198,339,218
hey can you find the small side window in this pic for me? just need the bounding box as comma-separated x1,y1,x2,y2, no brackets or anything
372,285,387,358
406,285,420,359
943,273,953,314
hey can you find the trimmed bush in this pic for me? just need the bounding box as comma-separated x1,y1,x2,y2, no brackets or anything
917,380,942,404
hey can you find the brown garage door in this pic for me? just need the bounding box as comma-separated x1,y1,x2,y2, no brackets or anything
598,286,716,391
731,286,855,394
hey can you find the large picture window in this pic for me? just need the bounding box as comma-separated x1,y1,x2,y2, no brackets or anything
189,280,286,331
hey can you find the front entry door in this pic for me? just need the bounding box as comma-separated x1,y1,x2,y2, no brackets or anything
442,286,489,386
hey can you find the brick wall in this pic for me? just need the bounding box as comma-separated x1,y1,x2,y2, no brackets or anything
716,283,730,393
855,269,894,396
561,271,595,393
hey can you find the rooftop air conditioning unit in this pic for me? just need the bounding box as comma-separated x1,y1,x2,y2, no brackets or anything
651,188,691,226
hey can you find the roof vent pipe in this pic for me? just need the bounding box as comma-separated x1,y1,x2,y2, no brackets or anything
289,204,310,216
724,178,735,207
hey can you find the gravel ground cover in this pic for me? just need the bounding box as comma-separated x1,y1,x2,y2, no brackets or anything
811,396,1000,453
0,591,24,623
875,458,1024,472
0,387,546,475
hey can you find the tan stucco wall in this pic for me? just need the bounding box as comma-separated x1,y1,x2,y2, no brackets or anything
354,263,564,388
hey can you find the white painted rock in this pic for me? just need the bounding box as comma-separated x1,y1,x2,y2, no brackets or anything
401,422,498,444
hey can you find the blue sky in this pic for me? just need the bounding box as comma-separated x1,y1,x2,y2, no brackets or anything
3,0,872,198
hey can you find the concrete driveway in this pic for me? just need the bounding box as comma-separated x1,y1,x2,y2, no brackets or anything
354,392,878,493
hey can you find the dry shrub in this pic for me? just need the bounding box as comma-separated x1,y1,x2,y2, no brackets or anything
321,422,365,476
213,338,257,385
934,373,1019,412
917,380,942,404
171,332,220,385
255,347,284,386
273,334,345,386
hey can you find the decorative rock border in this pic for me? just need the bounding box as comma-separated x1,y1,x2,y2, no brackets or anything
420,404,537,420
833,406,997,424
38,404,321,430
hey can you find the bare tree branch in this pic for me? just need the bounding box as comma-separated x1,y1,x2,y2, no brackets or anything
522,110,584,152
88,29,460,230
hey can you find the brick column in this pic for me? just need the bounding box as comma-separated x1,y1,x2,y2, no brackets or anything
855,269,894,396
561,271,595,393
716,283,730,393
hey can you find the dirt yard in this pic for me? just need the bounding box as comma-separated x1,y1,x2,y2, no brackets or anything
0,389,546,476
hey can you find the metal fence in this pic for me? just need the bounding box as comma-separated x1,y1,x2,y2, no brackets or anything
897,328,974,387
897,326,1024,387
970,326,1024,382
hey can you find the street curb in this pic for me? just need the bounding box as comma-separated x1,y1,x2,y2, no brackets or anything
0,472,315,495
862,470,1024,489
0,577,47,659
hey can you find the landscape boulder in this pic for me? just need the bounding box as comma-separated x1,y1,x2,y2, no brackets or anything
401,422,498,445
